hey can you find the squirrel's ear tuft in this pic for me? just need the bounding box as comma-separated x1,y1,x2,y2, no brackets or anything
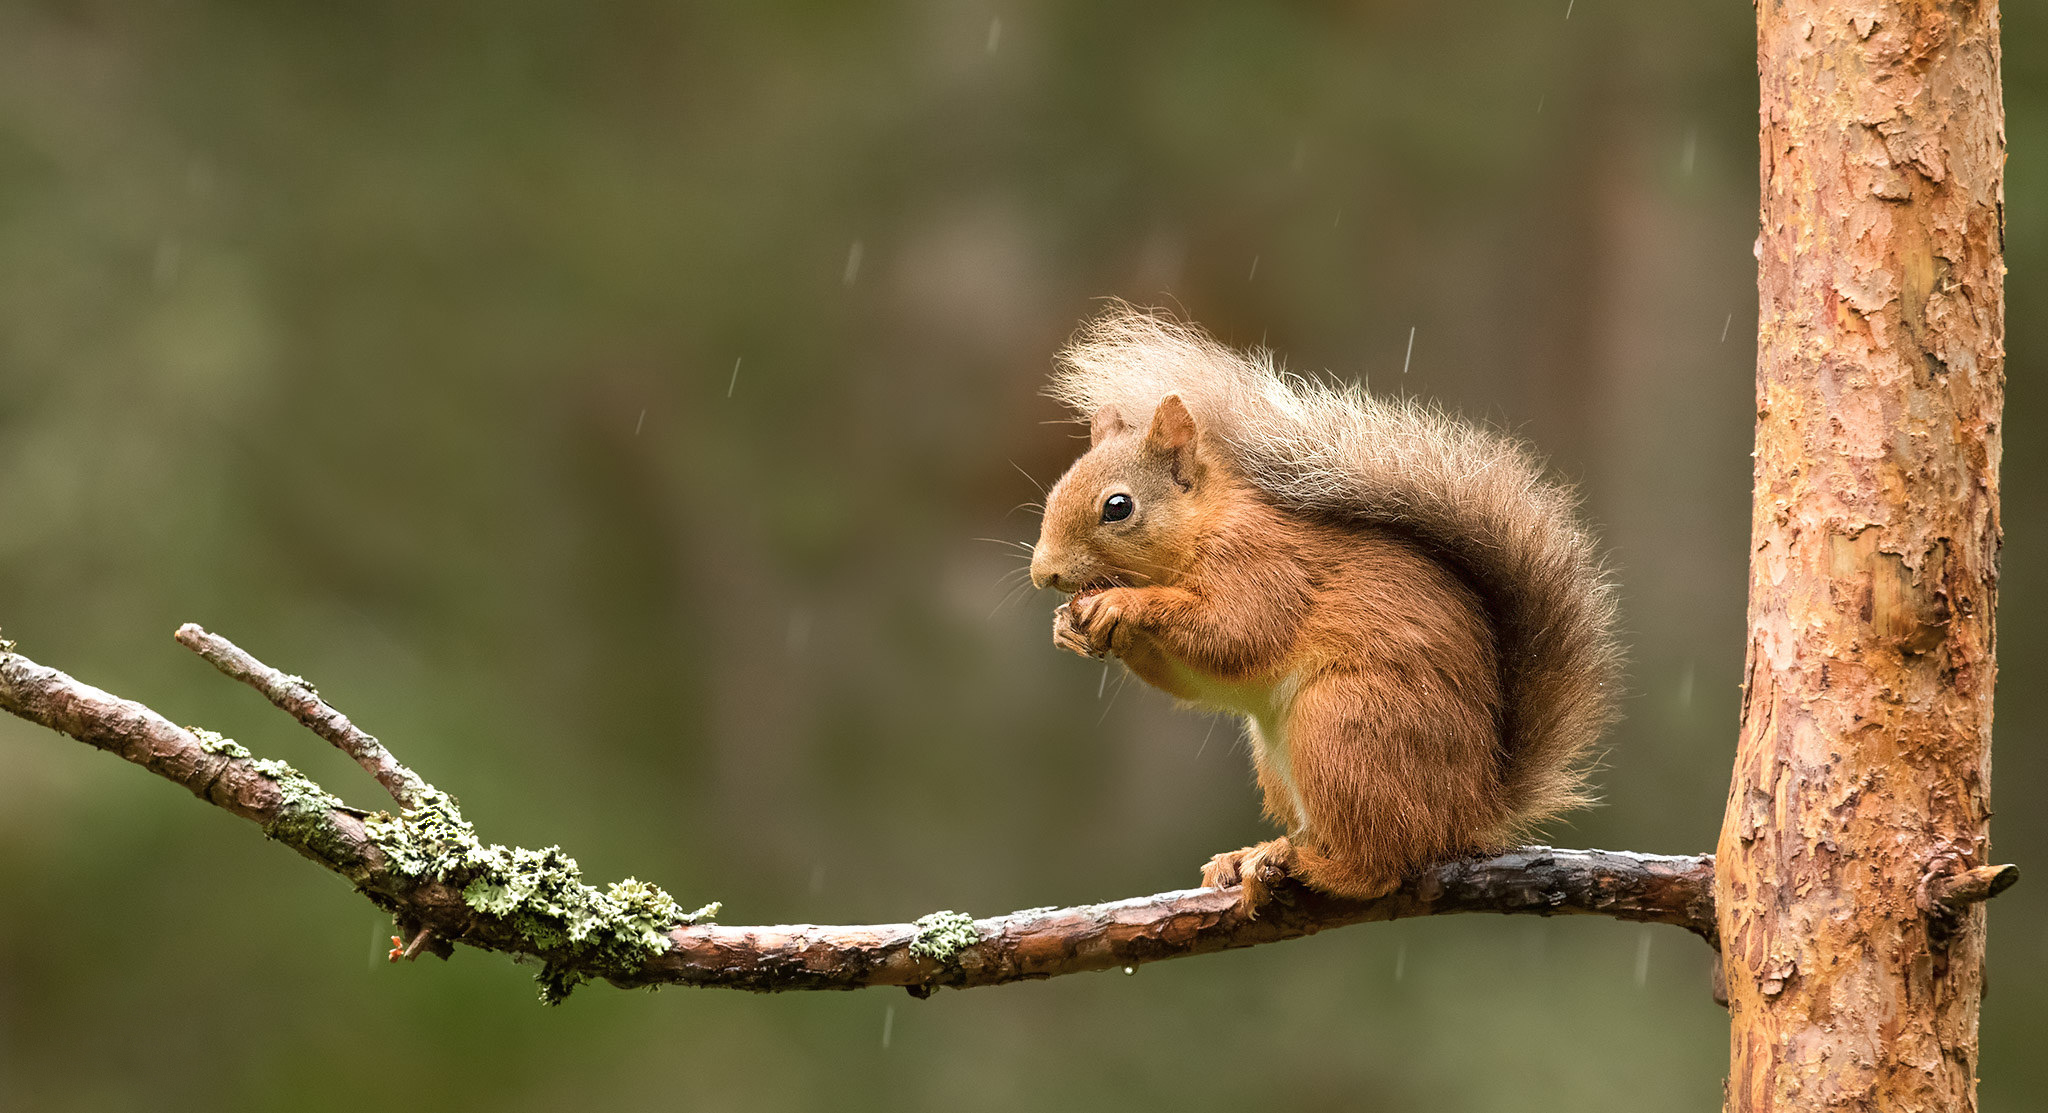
1090,405,1129,447
1145,394,1201,487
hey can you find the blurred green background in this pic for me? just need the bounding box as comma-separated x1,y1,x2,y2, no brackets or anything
0,1,2040,1109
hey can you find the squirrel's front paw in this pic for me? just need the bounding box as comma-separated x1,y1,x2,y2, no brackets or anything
1066,588,1133,657
1052,602,1098,659
1200,837,1295,918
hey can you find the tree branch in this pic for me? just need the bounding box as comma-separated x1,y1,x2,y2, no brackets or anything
629,846,1718,995
0,627,1724,1001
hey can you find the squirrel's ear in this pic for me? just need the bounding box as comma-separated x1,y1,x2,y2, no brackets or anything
1144,394,1201,487
1090,405,1129,447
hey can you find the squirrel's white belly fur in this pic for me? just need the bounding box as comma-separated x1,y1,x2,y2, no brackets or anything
1151,654,1312,836
1244,715,1309,837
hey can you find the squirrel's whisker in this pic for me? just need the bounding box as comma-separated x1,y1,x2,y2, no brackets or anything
1096,665,1133,724
1008,460,1048,496
988,576,1039,619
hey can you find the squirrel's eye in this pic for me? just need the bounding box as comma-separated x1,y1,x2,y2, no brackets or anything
1101,493,1135,523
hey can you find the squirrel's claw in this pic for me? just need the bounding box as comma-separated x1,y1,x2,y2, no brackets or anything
1200,849,1245,889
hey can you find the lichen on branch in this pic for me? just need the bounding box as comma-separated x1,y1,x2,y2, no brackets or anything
908,911,981,963
361,785,719,1002
0,629,721,1004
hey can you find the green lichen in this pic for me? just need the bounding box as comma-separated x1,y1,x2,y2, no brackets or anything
247,756,343,812
909,911,980,963
190,727,252,759
238,753,355,868
360,786,493,877
177,741,358,872
363,787,718,1004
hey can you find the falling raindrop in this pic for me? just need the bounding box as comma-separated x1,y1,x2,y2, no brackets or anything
843,240,865,286
727,357,744,398
1394,940,1408,981
986,17,1002,54
1677,662,1696,710
1248,255,1260,282
882,1004,895,1049
1681,127,1699,176
1721,313,1734,342
1635,930,1653,988
634,409,646,436
1402,327,1416,375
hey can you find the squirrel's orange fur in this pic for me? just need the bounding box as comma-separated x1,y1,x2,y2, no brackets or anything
1030,307,1620,913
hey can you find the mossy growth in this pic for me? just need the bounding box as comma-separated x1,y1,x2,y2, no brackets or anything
190,727,251,760
189,727,343,825
191,723,715,1004
909,911,980,964
363,786,719,1004
189,728,361,870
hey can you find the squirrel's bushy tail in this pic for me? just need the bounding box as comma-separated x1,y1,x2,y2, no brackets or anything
1051,305,1621,836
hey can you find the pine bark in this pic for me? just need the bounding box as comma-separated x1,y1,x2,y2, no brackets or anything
1720,2,2005,1110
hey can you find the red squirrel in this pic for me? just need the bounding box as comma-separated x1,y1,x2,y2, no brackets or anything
1029,308,1620,914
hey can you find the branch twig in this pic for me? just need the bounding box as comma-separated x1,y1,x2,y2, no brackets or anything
1920,860,2022,934
174,623,424,809
0,627,1728,1000
390,926,435,963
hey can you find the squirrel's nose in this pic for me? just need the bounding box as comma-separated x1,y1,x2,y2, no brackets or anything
1029,558,1056,592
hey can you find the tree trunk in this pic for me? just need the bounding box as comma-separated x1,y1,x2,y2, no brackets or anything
1719,2,2005,1110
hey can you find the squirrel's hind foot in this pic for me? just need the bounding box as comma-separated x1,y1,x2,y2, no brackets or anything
1201,837,1406,915
1200,837,1295,918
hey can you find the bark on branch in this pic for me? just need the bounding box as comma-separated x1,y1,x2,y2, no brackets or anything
0,627,1724,1000
628,846,1716,994
1922,864,2020,916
